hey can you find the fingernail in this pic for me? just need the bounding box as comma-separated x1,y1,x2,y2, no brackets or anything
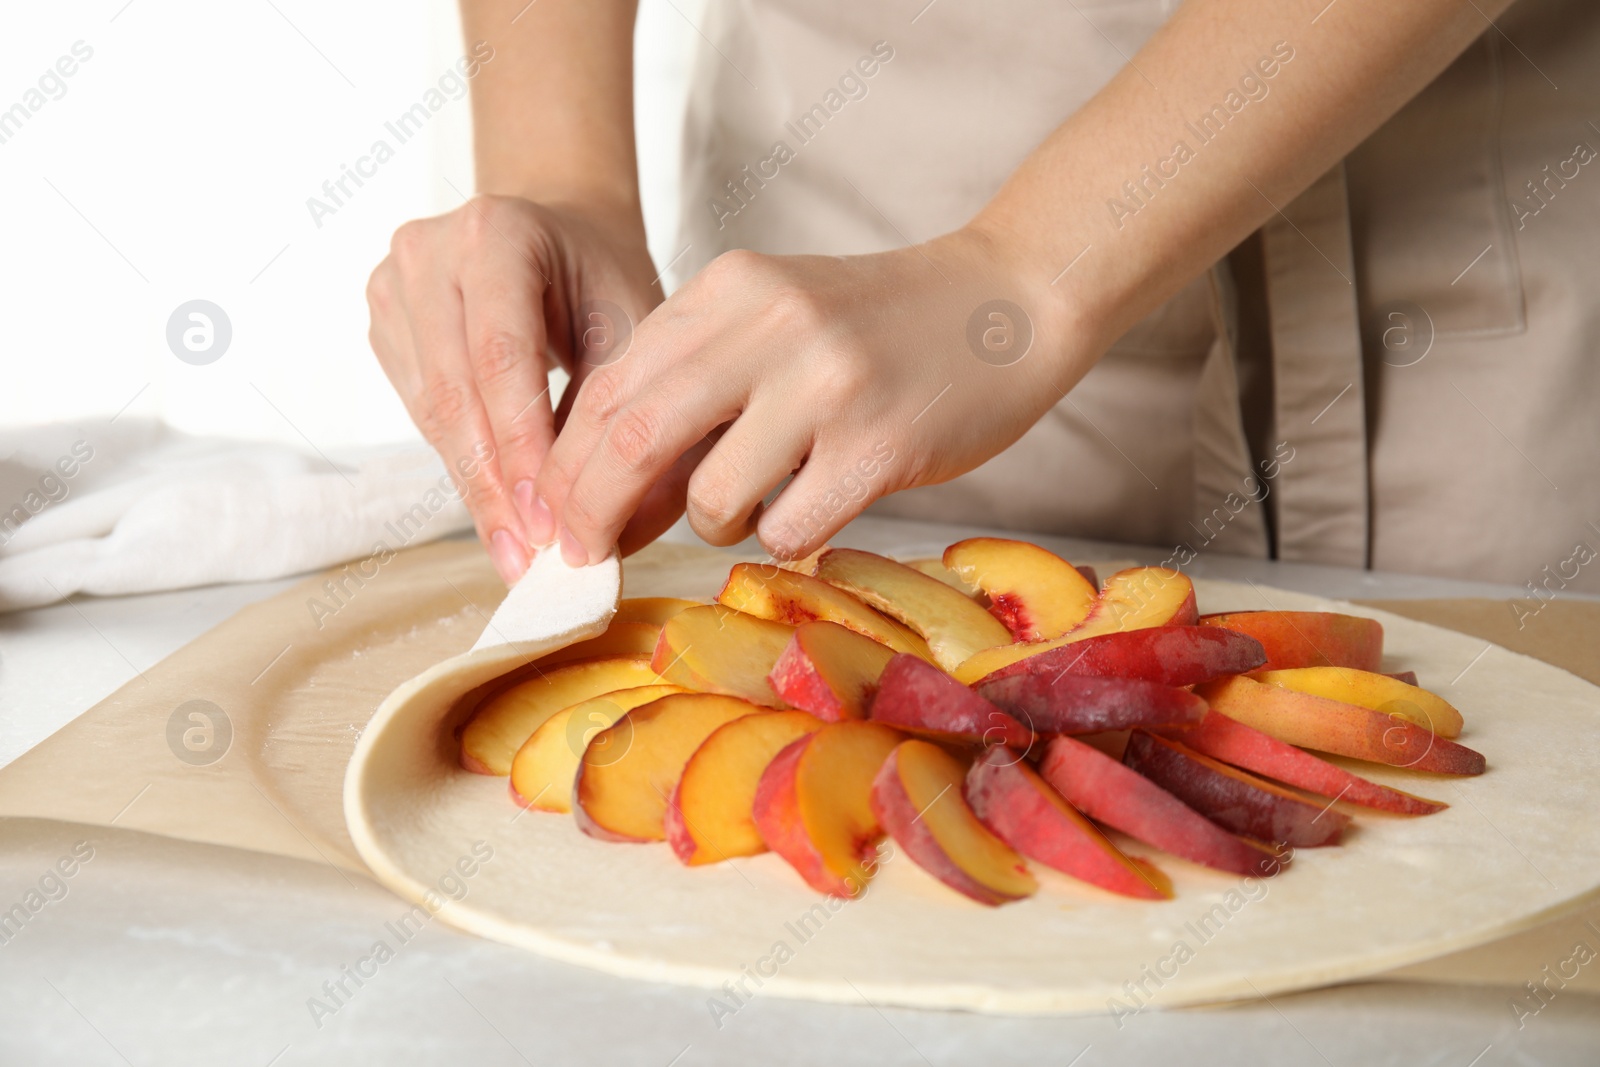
489,529,530,585
514,480,554,544
558,524,588,568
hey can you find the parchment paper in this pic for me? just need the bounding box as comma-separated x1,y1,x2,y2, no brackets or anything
1,539,1596,1001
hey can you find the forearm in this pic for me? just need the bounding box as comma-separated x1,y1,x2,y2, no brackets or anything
975,0,1516,366
461,0,642,222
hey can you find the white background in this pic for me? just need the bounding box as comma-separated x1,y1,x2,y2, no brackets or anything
0,0,703,448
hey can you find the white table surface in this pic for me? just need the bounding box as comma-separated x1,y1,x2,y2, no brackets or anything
2,515,1596,1065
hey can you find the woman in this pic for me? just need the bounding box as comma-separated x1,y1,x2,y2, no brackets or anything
367,0,1600,596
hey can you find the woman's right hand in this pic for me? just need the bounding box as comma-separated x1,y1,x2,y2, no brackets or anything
367,196,661,583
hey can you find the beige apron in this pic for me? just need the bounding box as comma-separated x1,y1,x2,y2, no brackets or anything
677,0,1600,593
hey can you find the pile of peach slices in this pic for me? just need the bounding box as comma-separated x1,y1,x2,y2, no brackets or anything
458,539,1486,906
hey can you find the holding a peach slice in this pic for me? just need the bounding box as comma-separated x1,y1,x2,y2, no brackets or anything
953,566,1199,684
510,684,689,812
752,721,904,897
651,605,793,708
461,656,663,776
1156,711,1446,816
965,747,1172,900
1198,611,1383,672
868,654,1033,749
717,563,934,660
814,548,1013,672
573,693,763,842
1039,736,1288,877
666,711,824,866
1122,731,1350,848
767,621,895,721
942,537,1099,640
1196,675,1486,775
871,740,1038,906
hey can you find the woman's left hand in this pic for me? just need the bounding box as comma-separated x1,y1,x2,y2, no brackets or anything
534,227,1099,565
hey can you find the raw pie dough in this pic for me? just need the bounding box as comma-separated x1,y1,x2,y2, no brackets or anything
343,545,1600,1014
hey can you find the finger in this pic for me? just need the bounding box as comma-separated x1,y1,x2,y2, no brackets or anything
756,443,899,559
615,436,716,558
548,373,743,567
397,261,532,585
459,241,556,545
684,405,810,547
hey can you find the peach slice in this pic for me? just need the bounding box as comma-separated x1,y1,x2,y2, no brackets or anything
871,740,1038,906
1199,611,1383,672
717,562,934,660
965,746,1171,899
573,693,763,842
1386,670,1420,687
651,605,793,708
974,672,1206,734
1254,667,1464,738
752,721,904,897
942,537,1099,640
767,621,895,721
1157,711,1446,816
904,557,978,594
976,625,1267,688
538,621,662,667
1038,735,1287,877
614,597,701,626
460,656,662,776
509,684,689,812
1196,675,1486,775
868,654,1033,749
665,710,824,865
1122,731,1350,848
953,566,1198,684
814,548,1012,672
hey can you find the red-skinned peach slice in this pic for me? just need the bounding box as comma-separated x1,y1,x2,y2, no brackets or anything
767,621,895,721
573,693,762,842
1196,676,1485,776
752,721,904,897
868,654,1033,749
1198,611,1383,672
953,566,1199,684
538,622,662,667
974,672,1206,734
651,605,793,708
965,747,1171,899
871,740,1038,906
666,710,824,865
460,656,662,776
1122,731,1349,847
509,684,689,812
942,537,1099,641
717,562,934,660
1156,711,1446,816
976,625,1266,688
1038,736,1288,877
1254,667,1464,738
613,597,701,626
813,549,1013,672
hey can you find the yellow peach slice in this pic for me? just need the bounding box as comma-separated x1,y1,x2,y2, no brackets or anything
573,693,764,842
717,561,934,660
943,537,1098,641
666,710,824,865
651,605,794,708
767,621,896,721
537,621,662,667
1253,667,1464,738
814,548,1012,672
460,656,662,776
509,684,689,812
613,597,702,626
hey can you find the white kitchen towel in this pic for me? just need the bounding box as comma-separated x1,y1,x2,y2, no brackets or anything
0,419,474,612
